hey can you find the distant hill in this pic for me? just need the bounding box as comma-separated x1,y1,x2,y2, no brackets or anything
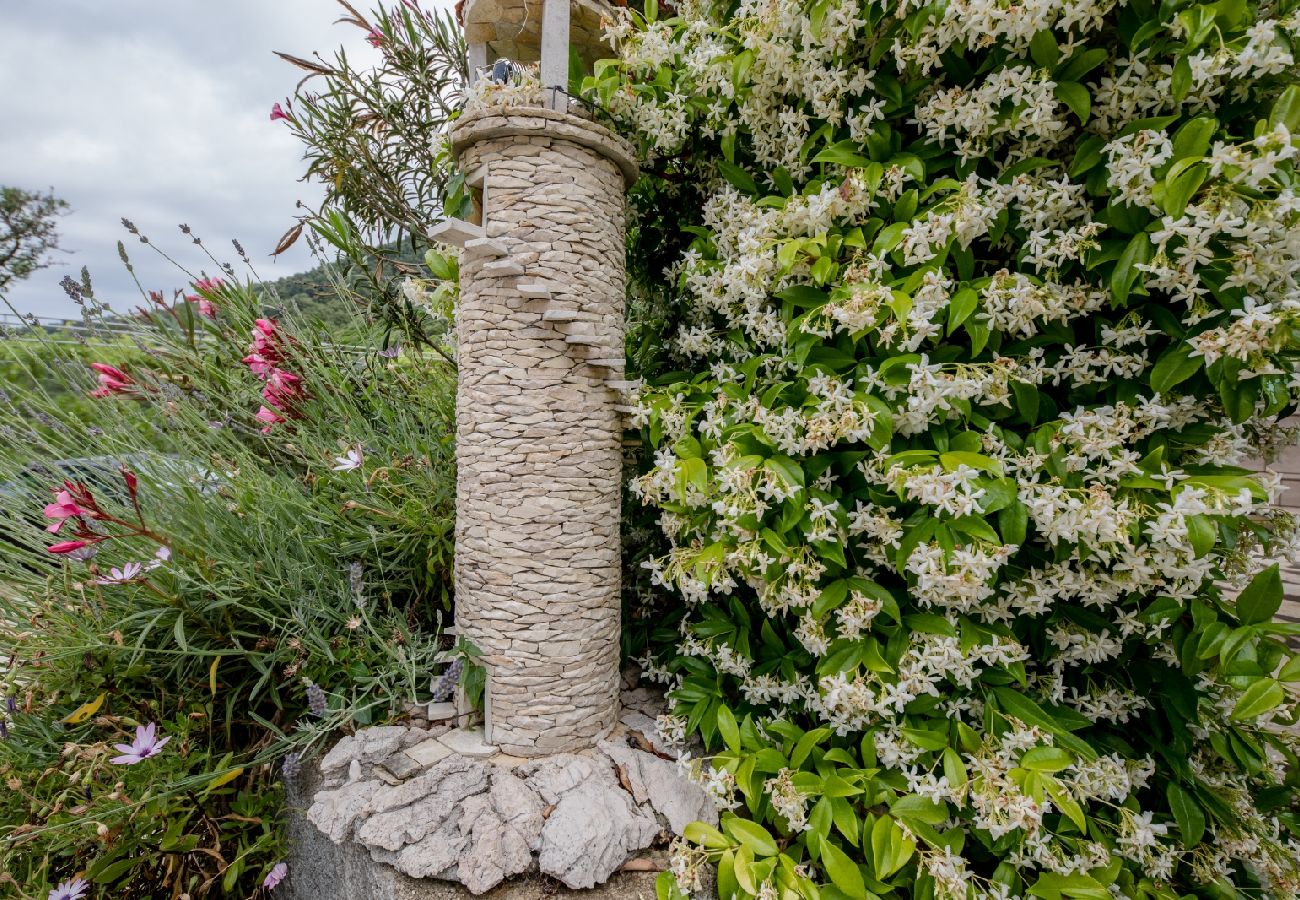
261,259,357,329
259,244,428,332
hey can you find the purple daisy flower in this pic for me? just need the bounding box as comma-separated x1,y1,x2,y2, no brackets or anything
49,877,89,900
110,722,170,765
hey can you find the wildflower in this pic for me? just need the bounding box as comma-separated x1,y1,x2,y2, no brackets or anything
110,722,171,765
48,540,92,555
270,102,290,122
264,862,288,889
96,561,143,585
255,406,286,432
0,719,7,739
305,681,328,717
333,448,363,471
243,319,288,377
146,546,172,571
48,878,89,900
281,752,302,783
348,560,365,607
43,490,89,532
262,369,305,412
377,344,401,359
88,363,133,398
186,277,222,318
366,28,383,47
431,658,463,702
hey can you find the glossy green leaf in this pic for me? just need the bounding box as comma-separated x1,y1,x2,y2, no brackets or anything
1231,678,1284,721
1237,564,1283,625
1166,782,1206,847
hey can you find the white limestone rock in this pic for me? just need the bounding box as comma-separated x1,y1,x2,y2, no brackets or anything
519,752,610,803
455,771,545,894
537,778,659,889
619,710,676,756
307,778,385,843
356,756,492,852
406,737,454,767
599,740,718,834
441,726,498,759
369,815,468,881
320,725,415,774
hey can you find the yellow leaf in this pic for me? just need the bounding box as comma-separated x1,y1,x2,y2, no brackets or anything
62,693,106,725
209,657,220,696
206,767,244,791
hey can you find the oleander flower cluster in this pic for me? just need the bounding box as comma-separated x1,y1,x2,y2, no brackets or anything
585,0,1300,896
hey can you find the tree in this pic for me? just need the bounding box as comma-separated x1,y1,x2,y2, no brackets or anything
0,186,69,294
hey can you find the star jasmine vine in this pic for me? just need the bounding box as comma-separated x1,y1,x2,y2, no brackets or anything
583,0,1300,895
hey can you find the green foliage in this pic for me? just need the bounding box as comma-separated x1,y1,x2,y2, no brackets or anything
589,0,1300,896
0,186,69,294
0,247,456,896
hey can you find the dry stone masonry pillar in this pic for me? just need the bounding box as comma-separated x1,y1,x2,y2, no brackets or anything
445,105,638,757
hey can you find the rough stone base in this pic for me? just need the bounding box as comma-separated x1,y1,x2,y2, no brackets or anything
286,796,662,900
286,690,713,897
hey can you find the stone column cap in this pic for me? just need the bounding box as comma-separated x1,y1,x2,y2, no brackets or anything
450,105,639,186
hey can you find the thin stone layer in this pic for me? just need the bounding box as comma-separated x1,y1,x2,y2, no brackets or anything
449,108,635,756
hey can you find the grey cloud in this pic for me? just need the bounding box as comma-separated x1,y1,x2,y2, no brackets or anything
0,0,447,319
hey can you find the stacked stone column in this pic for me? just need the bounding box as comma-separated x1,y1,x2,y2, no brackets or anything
448,107,637,757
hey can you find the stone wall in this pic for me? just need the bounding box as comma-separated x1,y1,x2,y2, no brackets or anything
449,107,637,756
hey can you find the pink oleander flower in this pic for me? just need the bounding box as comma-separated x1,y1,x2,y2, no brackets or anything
198,299,217,318
270,102,290,122
263,862,288,889
110,722,170,765
43,490,88,533
366,28,383,46
332,447,363,471
48,877,89,900
48,540,92,555
88,363,134,398
96,561,143,585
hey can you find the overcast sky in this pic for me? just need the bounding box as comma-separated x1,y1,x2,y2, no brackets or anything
0,0,426,320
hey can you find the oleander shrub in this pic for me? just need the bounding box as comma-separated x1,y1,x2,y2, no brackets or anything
584,0,1300,896
0,232,456,897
